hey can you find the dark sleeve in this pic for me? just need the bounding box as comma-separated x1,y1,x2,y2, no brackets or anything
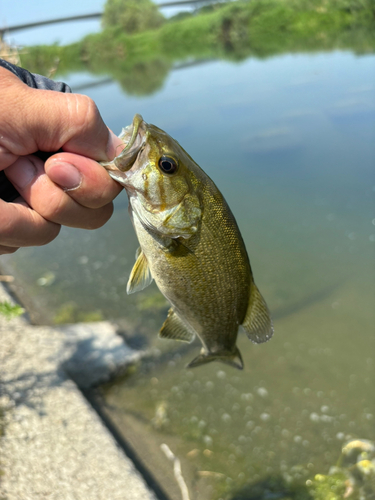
0,59,72,201
0,58,72,93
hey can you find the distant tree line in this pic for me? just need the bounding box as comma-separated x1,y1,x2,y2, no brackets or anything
20,0,375,96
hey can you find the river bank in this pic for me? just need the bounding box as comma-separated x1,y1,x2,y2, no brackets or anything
0,282,159,500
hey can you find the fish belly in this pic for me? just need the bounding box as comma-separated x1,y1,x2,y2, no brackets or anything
133,211,250,354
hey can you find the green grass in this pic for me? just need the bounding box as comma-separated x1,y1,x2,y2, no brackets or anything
0,301,24,321
19,0,375,94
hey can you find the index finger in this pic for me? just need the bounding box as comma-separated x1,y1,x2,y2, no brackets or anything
0,69,123,163
30,92,121,162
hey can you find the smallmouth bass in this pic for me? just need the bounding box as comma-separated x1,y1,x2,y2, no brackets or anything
102,115,273,369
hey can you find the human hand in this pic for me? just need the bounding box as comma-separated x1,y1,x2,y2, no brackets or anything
0,66,124,255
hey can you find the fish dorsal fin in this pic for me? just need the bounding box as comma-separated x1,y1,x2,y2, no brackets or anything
126,247,153,294
159,309,195,343
242,281,274,344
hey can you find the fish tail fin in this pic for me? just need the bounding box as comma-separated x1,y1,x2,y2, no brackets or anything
186,347,244,370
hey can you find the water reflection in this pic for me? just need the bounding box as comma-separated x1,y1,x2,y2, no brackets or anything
18,0,375,97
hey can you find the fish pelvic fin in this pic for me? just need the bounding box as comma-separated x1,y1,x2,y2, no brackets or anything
242,281,274,344
187,346,244,370
126,247,153,294
159,309,195,343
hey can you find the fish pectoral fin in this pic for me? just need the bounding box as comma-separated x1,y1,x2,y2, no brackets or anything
126,247,153,294
187,347,244,370
241,281,274,344
159,309,195,343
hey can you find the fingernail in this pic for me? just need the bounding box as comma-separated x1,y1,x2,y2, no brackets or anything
47,162,82,191
5,157,37,189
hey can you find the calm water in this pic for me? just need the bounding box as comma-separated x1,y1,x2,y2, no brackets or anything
2,34,375,500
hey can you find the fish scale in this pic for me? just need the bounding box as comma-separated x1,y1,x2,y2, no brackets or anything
101,114,274,369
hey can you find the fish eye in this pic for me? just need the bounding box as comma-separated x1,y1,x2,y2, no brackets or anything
158,156,178,175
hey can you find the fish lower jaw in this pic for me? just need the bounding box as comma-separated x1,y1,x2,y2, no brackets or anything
106,169,133,186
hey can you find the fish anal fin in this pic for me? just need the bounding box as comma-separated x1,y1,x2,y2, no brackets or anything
159,309,195,343
187,347,244,370
126,247,153,294
242,281,274,344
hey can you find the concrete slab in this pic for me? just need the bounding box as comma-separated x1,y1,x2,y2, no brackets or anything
0,282,157,500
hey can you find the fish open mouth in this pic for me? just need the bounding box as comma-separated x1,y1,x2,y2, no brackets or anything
100,114,146,182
